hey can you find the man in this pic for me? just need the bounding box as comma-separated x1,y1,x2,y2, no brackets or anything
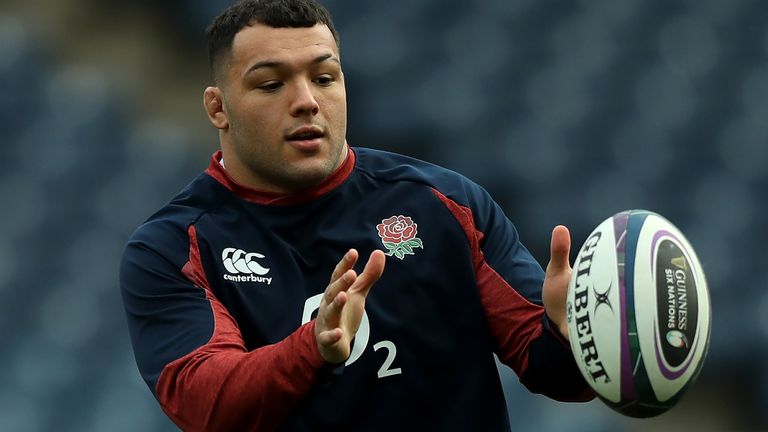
120,0,594,430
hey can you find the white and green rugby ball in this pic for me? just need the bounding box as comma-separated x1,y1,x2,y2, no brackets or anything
566,210,711,417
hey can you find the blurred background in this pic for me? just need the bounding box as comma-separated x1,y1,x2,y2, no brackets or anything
0,0,765,430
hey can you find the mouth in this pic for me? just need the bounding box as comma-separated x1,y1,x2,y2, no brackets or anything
285,126,325,152
286,126,325,142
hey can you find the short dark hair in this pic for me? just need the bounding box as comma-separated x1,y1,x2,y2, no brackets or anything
206,0,339,83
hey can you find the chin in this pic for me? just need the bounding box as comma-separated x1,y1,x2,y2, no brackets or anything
282,162,335,190
276,145,344,190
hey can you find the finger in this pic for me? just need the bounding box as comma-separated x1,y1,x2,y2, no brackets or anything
321,290,348,330
547,225,571,274
349,249,386,297
317,328,343,346
329,249,358,284
322,269,356,309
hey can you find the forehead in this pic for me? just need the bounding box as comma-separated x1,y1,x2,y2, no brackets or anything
230,23,339,69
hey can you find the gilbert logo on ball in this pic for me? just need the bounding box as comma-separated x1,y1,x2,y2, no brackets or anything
565,210,711,418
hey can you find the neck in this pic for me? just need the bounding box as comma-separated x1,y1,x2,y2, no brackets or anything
219,143,349,195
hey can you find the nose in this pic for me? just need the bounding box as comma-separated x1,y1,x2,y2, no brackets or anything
289,80,320,117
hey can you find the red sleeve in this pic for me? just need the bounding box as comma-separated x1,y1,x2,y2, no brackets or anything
432,188,593,401
431,188,543,374
155,225,327,432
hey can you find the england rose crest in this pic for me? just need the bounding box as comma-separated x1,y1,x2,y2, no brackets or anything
376,215,424,260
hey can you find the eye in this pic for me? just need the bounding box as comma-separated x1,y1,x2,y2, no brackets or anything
257,81,283,92
314,75,335,87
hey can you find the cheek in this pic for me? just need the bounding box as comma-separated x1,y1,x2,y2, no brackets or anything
231,101,274,137
337,89,348,117
321,88,347,119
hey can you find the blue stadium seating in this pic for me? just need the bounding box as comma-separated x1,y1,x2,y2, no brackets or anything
1,1,767,429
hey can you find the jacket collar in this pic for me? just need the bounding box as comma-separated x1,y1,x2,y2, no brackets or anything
205,146,355,206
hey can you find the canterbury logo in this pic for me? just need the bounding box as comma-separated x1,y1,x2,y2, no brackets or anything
221,248,273,284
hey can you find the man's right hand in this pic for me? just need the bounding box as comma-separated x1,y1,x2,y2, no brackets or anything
315,249,386,364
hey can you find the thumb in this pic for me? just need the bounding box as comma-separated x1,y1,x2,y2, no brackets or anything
547,225,571,274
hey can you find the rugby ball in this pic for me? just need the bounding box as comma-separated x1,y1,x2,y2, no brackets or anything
565,210,711,417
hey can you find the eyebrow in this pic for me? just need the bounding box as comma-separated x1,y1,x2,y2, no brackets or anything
245,53,339,76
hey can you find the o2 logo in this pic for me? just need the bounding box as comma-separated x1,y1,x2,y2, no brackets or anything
302,294,402,378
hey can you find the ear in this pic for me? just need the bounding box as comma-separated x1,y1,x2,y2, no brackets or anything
203,86,229,130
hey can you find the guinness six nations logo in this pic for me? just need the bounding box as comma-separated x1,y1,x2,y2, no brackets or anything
376,215,424,260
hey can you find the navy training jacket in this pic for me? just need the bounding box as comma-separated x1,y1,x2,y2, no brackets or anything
120,146,592,431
